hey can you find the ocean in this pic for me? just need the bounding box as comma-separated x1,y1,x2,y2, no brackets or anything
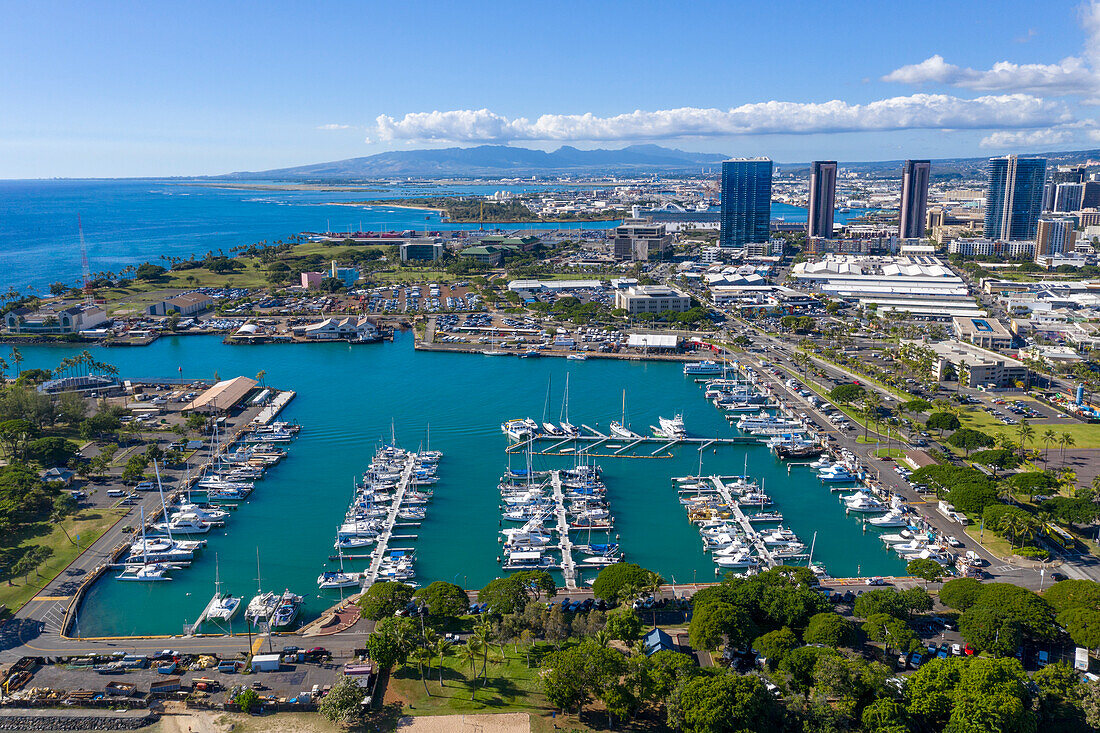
0,179,870,294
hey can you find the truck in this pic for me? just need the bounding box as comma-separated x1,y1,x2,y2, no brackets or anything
1076,647,1090,672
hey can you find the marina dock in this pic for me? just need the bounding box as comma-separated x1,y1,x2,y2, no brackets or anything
506,432,761,459
254,391,296,425
360,453,418,588
550,471,577,590
708,475,778,568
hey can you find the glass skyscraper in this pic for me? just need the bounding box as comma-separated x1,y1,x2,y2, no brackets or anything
984,156,1047,241
720,158,773,248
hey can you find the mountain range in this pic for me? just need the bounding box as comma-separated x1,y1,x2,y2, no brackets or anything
221,144,1100,180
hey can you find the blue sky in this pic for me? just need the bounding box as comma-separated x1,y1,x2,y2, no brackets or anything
2,0,1098,177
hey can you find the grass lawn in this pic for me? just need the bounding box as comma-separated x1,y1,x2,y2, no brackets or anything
956,405,1100,449
387,644,556,717
0,503,128,612
963,522,1015,561
874,448,906,459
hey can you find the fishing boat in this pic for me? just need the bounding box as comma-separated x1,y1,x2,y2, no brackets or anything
844,492,888,513
501,418,536,441
714,551,759,569
566,353,587,361
774,441,823,460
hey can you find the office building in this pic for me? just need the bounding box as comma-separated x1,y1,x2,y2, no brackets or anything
952,316,1013,349
1036,217,1078,257
899,160,931,238
807,161,837,238
611,219,672,262
1054,182,1086,213
613,285,692,314
719,158,772,248
985,156,1047,241
399,239,445,262
1044,164,1086,210
926,340,1029,389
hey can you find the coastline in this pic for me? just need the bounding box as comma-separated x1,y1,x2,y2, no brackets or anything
325,200,621,224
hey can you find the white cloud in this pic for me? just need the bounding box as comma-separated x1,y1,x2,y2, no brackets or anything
317,123,352,130
979,129,1075,148
882,54,1095,96
883,2,1100,96
370,95,1069,144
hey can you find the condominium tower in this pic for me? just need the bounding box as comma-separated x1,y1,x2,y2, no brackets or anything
898,160,931,239
719,158,773,248
984,156,1047,241
807,161,837,238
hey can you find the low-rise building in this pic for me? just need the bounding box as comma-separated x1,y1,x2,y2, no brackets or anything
614,285,692,314
924,340,1030,389
947,238,1036,258
460,245,510,265
147,292,214,317
4,304,107,334
298,316,380,342
399,239,445,262
300,271,325,289
952,316,1013,349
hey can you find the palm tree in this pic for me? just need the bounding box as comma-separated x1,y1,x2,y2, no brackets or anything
593,629,612,648
410,647,432,696
255,369,267,388
1060,432,1076,466
473,620,493,684
642,570,664,626
9,347,22,377
1015,419,1035,460
861,391,882,442
433,638,452,688
458,640,483,698
1041,429,1058,465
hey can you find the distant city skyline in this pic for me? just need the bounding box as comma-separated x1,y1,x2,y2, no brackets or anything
3,1,1098,178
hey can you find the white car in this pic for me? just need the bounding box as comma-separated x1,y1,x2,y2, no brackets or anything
946,536,962,547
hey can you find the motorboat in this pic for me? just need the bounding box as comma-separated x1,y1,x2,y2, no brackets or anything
868,509,910,528
819,465,859,482
582,555,622,566
714,552,759,569
153,513,213,534
684,360,727,375
566,354,587,361
542,422,563,436
501,419,536,441
737,414,801,432
270,590,302,629
172,503,230,523
658,414,687,439
843,492,887,513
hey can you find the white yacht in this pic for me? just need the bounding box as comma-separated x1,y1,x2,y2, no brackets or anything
152,513,212,534
318,570,361,589
844,492,887,513
202,558,240,622
658,415,687,439
608,421,640,439
714,552,759,569
684,360,726,375
501,418,536,441
116,564,172,581
868,509,910,528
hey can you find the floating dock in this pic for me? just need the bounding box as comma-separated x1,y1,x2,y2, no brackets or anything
550,471,577,590
506,431,761,458
360,453,418,588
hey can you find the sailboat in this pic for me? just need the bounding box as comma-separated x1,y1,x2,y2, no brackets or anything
541,376,562,434
318,544,362,589
245,548,279,626
202,555,241,622
484,327,507,356
559,373,578,436
609,389,640,439
117,507,172,581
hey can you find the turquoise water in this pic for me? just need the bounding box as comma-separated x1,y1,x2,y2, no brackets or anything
14,336,905,636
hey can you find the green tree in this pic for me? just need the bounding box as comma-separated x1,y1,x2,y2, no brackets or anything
358,581,414,620
906,558,944,585
592,562,653,606
236,688,259,712
27,437,79,466
861,698,912,733
678,673,781,733
606,609,643,643
317,676,366,725
1058,607,1100,649
926,411,961,435
862,613,919,655
941,576,985,611
540,640,625,714
854,589,911,620
688,600,757,651
413,581,469,620
946,427,996,456
803,612,854,648
753,627,799,668
365,628,401,670
1044,579,1100,613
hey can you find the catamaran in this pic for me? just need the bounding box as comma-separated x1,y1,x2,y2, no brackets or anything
202,555,241,623
152,513,213,534
117,507,173,581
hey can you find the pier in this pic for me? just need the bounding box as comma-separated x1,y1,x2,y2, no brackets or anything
360,453,418,588
705,475,778,568
253,391,296,425
506,433,761,459
550,471,577,590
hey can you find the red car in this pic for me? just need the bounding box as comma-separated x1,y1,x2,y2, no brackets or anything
964,644,976,656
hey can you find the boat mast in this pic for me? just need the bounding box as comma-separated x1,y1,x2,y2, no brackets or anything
808,531,818,564
139,506,148,566
255,547,263,595
153,460,174,544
